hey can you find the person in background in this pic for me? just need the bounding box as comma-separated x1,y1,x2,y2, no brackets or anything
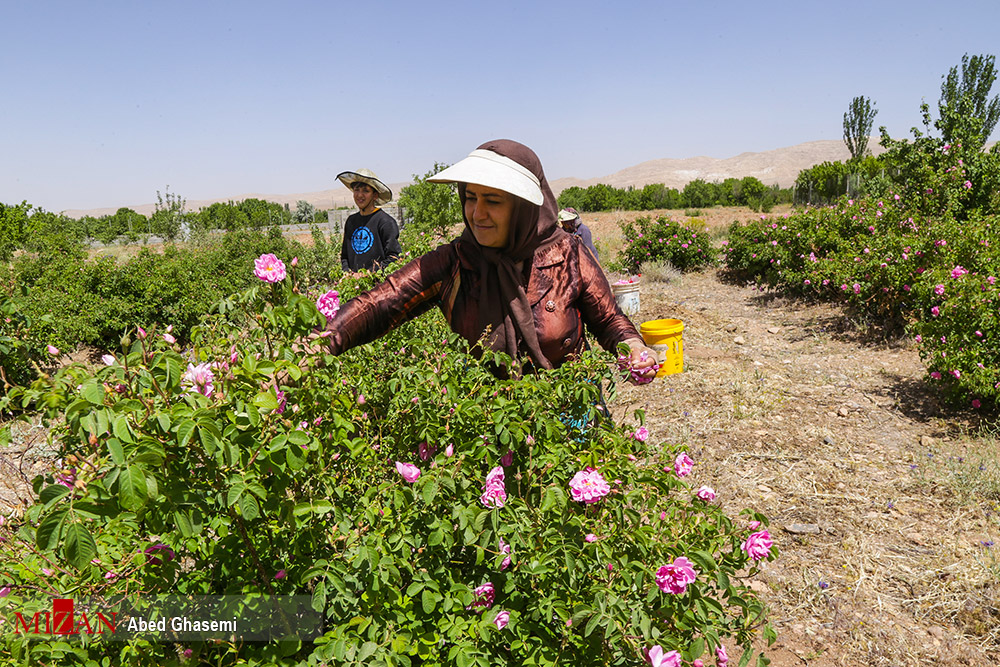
558,207,598,261
336,168,402,272
318,140,656,381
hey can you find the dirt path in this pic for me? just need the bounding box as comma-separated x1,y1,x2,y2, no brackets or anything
610,269,999,666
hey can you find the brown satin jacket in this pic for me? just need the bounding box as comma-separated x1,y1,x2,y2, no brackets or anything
324,234,640,368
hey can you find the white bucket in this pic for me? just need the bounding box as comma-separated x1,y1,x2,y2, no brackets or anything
611,280,640,316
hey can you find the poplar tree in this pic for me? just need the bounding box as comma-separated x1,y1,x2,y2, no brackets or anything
843,96,878,162
937,53,999,153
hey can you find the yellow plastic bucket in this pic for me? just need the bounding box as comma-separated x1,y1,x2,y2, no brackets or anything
640,319,684,376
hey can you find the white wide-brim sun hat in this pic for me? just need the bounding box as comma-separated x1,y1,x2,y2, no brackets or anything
427,149,543,205
336,168,393,205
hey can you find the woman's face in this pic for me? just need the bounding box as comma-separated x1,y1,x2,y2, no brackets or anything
464,183,516,248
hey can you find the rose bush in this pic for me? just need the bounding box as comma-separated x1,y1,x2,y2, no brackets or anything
615,217,718,274
0,255,776,666
723,139,1000,409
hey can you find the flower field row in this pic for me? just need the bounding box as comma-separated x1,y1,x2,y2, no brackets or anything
0,254,776,666
723,194,1000,408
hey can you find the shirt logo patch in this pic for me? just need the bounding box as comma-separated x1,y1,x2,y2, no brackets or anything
351,227,374,255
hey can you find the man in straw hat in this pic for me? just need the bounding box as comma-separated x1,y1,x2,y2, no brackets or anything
558,207,598,261
336,168,401,272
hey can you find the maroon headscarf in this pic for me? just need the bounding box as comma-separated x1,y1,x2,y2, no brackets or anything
455,140,568,370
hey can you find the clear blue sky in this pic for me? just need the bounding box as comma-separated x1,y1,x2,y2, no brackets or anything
3,0,999,213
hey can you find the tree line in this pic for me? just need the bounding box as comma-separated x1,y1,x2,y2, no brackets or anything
0,193,328,261
556,177,792,214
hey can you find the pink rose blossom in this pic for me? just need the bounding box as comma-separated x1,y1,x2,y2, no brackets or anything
644,645,682,667
674,452,694,477
632,426,649,441
696,486,716,501
972,399,982,409
468,582,494,611
480,466,507,508
585,533,598,543
493,610,510,629
144,543,176,566
742,529,773,561
253,253,286,282
655,556,698,594
182,362,215,397
316,290,340,319
951,266,968,279
498,538,512,570
934,284,945,296
418,441,436,460
568,468,611,504
964,180,972,189
931,306,940,317
445,443,454,457
930,371,942,379
395,461,420,483
0,586,11,598
163,333,176,344
101,354,116,366
951,370,961,379
47,345,60,356
717,645,729,666
274,569,286,580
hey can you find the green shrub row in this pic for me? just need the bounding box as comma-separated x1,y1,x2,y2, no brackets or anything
558,178,791,214
0,262,776,666
614,216,719,274
0,228,342,391
723,198,1000,408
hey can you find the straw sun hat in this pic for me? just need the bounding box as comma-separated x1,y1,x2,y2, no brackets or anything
428,149,544,205
558,208,580,222
336,168,393,205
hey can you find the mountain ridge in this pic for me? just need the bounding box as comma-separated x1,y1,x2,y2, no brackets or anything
62,139,876,218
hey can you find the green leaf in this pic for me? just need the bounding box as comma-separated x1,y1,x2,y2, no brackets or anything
112,414,133,443
227,482,246,507
106,438,125,466
177,420,197,448
36,509,67,551
421,589,440,614
287,430,309,446
174,510,194,537
81,382,105,405
64,522,97,569
286,441,306,471
118,465,149,511
39,484,71,508
689,549,718,574
252,391,279,411
199,422,222,454
421,480,438,505
240,494,260,521
358,642,377,662
584,613,601,637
